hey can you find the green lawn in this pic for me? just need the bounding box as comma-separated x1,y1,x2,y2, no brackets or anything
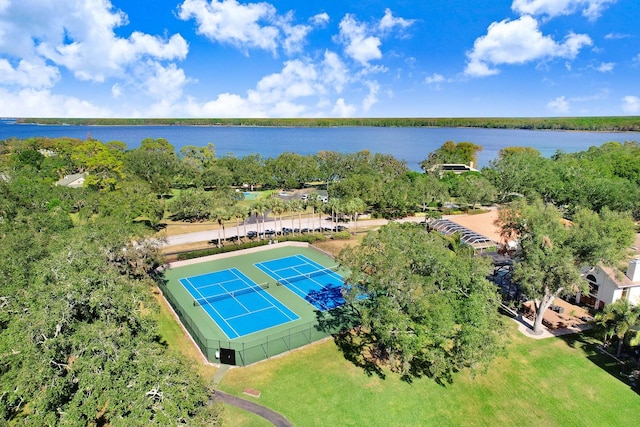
218,321,639,427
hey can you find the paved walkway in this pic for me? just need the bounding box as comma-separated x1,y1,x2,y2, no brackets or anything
212,390,293,427
211,364,293,426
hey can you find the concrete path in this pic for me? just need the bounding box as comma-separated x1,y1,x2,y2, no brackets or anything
212,390,293,427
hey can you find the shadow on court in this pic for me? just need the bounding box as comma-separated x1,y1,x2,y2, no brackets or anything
305,284,344,310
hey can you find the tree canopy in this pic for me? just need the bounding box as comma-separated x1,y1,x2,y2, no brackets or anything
336,222,505,383
498,198,635,334
0,138,219,425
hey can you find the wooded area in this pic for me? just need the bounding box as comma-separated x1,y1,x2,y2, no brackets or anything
18,116,640,131
2,133,640,423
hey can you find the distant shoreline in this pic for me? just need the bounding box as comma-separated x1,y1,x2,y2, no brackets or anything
15,116,640,132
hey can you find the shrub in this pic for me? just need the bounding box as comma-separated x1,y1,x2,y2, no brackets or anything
331,231,351,240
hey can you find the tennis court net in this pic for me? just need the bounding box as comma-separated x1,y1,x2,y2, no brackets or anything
193,282,269,306
276,266,339,286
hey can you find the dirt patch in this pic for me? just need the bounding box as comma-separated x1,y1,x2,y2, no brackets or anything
157,220,217,237
446,210,503,243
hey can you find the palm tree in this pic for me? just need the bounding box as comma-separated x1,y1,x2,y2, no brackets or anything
341,197,366,235
306,191,321,232
251,201,268,239
595,298,640,358
211,206,230,247
268,197,286,237
231,205,249,243
289,199,304,235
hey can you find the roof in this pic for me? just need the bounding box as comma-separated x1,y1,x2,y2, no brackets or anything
429,217,496,250
55,173,86,188
597,265,640,289
429,163,479,174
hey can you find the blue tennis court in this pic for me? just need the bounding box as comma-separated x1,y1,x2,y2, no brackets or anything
179,268,299,339
255,255,346,311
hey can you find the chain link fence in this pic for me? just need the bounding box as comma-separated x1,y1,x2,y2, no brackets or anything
159,280,332,366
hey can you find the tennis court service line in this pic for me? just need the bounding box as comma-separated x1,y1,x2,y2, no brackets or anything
228,269,299,321
181,276,240,338
255,256,343,311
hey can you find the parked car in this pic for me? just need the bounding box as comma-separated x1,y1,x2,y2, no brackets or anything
246,230,257,238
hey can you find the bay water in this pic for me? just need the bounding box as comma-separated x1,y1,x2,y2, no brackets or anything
2,121,639,170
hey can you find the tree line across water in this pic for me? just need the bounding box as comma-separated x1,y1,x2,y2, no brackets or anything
18,116,640,131
2,134,640,424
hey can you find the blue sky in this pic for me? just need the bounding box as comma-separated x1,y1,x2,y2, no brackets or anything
0,0,638,118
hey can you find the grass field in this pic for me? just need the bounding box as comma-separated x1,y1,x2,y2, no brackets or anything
155,223,638,426
217,321,639,427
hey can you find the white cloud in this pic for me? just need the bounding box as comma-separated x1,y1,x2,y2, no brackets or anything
253,59,319,105
557,32,593,58
188,92,266,117
138,61,192,102
547,96,570,113
310,13,329,27
594,62,614,72
178,0,325,56
0,0,193,117
174,52,372,117
336,9,414,67
111,83,122,98
425,73,445,84
0,0,188,89
38,32,188,82
604,33,630,40
379,8,415,33
337,14,382,66
512,0,617,21
0,88,111,117
331,98,357,117
277,12,313,55
465,16,592,77
178,0,279,53
362,81,379,112
0,59,59,88
425,73,446,90
322,50,350,93
622,96,640,114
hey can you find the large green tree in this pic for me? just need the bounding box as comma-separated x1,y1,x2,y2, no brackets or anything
125,139,180,195
420,141,482,172
337,222,505,383
498,199,635,334
0,154,218,424
454,173,497,209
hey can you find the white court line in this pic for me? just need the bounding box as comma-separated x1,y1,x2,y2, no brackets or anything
229,268,298,321
183,277,240,339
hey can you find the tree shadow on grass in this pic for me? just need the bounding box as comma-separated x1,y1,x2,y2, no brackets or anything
313,300,386,380
557,331,640,395
310,288,456,385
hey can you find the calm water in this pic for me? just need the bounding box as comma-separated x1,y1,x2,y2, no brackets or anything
2,121,639,170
